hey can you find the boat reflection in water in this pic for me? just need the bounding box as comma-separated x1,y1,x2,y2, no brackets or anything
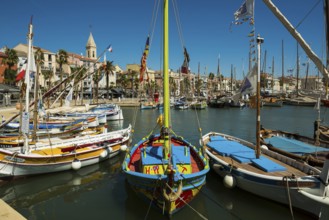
0,155,122,219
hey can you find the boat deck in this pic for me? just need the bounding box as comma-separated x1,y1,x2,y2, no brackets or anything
128,140,203,173
207,147,308,177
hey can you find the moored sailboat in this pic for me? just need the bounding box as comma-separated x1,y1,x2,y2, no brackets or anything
0,19,132,179
122,0,209,215
202,27,329,218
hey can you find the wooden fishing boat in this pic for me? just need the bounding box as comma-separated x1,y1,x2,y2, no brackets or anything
0,20,132,179
122,0,209,215
89,103,123,121
261,97,283,107
174,101,189,110
202,30,329,218
140,101,157,109
0,124,109,149
318,124,329,142
260,127,329,167
190,100,207,110
0,124,131,179
202,131,329,217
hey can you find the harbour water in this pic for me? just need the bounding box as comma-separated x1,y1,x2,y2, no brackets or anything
0,105,326,220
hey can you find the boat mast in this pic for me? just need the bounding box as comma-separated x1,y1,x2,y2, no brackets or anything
163,0,170,160
217,55,221,93
281,39,284,94
230,64,233,93
296,41,299,96
262,0,329,81
271,57,274,94
256,35,264,159
32,49,40,143
23,18,33,153
324,0,329,99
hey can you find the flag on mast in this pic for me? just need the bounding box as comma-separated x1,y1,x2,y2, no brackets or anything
181,47,190,74
107,44,113,52
234,0,254,21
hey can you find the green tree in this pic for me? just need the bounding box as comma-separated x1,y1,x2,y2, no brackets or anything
56,49,68,106
183,76,191,96
130,70,138,98
118,74,129,95
93,68,103,104
169,76,177,97
101,61,115,100
2,48,18,85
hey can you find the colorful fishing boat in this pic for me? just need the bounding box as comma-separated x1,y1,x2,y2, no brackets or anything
0,19,132,179
122,0,209,215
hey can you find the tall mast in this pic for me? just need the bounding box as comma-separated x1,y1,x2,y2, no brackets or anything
324,0,329,98
217,55,221,92
271,57,274,94
281,39,284,94
23,18,33,154
296,41,299,96
230,64,233,93
163,0,170,160
256,35,264,159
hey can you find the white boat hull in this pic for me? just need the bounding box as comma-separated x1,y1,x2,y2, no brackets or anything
203,132,329,218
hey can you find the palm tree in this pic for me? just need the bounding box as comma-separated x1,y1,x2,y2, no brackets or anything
56,49,68,106
101,60,115,100
130,70,138,98
93,68,102,104
169,76,175,96
183,76,191,96
2,48,19,85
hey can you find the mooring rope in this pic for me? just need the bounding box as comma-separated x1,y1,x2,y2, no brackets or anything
144,177,162,220
283,176,295,220
164,182,208,220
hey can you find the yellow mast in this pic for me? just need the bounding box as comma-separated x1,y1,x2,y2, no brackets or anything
163,0,170,160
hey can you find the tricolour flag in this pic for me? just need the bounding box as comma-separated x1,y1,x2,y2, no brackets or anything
16,61,27,81
107,44,113,52
140,36,150,82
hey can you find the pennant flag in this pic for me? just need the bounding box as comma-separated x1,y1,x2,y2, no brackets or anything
107,44,113,52
140,36,150,82
181,47,190,74
248,30,255,37
16,60,27,81
231,0,254,31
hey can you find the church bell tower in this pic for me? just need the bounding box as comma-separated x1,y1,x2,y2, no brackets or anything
86,32,97,59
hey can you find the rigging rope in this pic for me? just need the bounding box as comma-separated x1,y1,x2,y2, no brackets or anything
172,0,186,52
295,0,322,30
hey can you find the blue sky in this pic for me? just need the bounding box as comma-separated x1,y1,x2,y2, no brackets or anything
0,0,325,80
